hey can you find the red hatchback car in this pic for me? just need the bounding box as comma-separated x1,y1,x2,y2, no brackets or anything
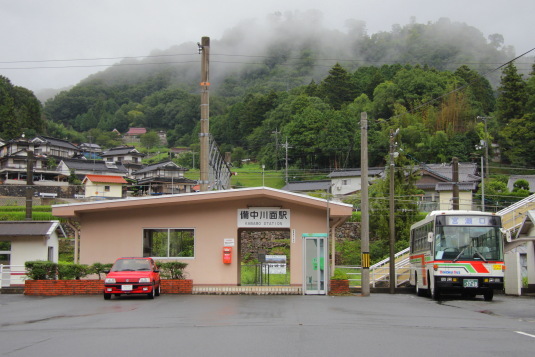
103,257,161,300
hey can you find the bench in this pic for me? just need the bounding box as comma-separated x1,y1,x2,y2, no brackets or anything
39,192,58,198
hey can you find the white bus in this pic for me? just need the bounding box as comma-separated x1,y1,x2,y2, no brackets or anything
409,210,505,301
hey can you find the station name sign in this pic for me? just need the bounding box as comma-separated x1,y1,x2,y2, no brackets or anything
237,208,290,228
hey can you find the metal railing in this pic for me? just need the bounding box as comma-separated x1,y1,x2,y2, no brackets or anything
0,265,27,287
336,247,411,288
497,194,535,235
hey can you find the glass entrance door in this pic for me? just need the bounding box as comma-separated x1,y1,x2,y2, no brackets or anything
303,234,327,295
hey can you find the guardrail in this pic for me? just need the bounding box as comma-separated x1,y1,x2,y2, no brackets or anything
0,265,27,287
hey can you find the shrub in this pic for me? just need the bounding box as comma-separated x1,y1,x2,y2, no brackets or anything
25,261,58,280
91,262,113,279
332,268,348,280
157,261,188,279
57,262,90,280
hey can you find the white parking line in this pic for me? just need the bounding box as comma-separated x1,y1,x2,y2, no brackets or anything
515,331,535,339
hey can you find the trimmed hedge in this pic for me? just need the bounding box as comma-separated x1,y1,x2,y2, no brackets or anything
0,206,52,212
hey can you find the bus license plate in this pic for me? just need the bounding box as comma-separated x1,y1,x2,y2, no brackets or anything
463,279,478,288
122,285,133,291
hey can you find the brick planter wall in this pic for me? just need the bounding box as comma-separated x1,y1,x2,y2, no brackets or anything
161,279,193,294
24,279,193,296
330,279,350,294
25,280,103,296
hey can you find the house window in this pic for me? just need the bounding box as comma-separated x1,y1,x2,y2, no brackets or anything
342,179,349,185
143,229,194,258
104,185,110,192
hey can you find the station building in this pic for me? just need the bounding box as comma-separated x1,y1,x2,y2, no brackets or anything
52,187,353,294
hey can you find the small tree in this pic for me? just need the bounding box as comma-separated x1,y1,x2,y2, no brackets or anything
140,131,161,149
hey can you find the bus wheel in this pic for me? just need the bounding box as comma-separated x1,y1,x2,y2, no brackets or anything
415,274,425,297
429,274,440,301
483,290,494,301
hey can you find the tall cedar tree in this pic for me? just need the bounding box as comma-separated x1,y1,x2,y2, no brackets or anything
319,63,355,110
496,62,527,125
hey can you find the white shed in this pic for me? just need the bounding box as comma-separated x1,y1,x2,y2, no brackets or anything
0,221,60,286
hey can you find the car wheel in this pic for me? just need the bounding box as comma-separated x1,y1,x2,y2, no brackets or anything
147,284,155,299
483,289,494,301
155,283,161,297
104,293,111,300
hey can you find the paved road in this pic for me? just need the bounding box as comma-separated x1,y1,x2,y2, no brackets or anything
1,293,534,356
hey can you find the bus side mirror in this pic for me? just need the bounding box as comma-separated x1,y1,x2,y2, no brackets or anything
500,228,512,242
427,232,434,243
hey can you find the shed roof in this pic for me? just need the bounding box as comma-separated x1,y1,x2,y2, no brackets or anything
0,221,60,237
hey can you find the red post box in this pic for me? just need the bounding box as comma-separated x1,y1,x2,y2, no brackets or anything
223,247,232,264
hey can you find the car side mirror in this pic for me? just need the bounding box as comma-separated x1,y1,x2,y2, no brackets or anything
427,232,434,243
103,269,110,274
154,269,160,273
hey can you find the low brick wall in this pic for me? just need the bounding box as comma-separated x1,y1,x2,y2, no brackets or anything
24,279,193,296
330,279,350,294
25,280,103,296
161,279,193,294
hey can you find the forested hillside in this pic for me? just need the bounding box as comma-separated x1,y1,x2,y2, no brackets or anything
3,16,535,169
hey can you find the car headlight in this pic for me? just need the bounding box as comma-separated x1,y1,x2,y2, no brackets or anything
139,278,150,283
104,278,116,284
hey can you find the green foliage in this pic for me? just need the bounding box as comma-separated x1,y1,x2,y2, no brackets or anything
57,262,91,280
91,263,113,279
157,261,188,279
140,131,161,149
0,76,44,140
0,206,51,212
0,211,55,221
332,268,349,280
25,261,58,280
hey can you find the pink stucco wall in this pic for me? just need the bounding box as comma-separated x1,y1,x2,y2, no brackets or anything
77,197,332,286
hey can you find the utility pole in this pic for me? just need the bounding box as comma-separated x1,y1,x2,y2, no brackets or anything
199,36,210,192
25,149,34,221
272,129,280,171
282,137,292,185
360,112,370,297
477,116,490,179
452,157,459,210
389,128,399,294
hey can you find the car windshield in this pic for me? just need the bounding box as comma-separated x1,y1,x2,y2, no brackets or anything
111,259,152,272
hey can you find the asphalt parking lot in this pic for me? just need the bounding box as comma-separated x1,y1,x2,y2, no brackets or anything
1,293,534,357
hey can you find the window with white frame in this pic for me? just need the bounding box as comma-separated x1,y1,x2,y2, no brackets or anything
143,229,194,258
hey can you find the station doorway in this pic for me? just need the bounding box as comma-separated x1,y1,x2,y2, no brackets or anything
238,228,291,286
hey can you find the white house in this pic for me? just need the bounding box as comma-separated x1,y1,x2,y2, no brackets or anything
82,174,128,199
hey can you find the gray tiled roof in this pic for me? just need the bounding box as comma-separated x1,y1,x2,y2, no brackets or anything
328,167,384,178
281,180,331,192
133,160,186,175
33,136,79,151
101,146,144,157
60,158,128,173
0,221,59,237
421,163,480,182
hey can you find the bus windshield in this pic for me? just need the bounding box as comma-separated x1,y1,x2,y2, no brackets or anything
434,226,503,261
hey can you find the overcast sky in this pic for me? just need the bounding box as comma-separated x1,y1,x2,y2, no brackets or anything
1,0,533,92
